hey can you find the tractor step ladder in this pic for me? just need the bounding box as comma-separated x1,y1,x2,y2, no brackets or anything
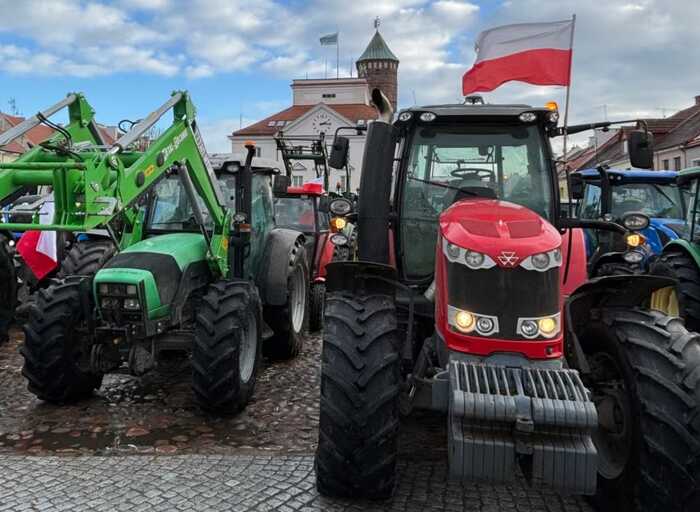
447,361,598,495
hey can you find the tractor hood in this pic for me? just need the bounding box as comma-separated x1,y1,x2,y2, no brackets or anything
94,233,208,319
439,198,561,267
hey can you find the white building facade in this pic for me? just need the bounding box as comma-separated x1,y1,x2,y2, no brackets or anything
229,29,399,193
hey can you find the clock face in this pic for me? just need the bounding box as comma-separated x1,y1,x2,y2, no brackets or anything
311,111,333,134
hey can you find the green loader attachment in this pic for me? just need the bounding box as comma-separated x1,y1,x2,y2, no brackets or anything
1,91,310,415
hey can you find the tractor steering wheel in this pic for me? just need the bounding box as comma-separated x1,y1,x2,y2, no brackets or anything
449,168,495,181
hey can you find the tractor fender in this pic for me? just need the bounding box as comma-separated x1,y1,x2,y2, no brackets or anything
662,238,700,267
257,227,306,306
564,274,676,373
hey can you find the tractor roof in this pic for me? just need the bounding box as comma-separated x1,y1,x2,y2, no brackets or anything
576,168,677,184
397,103,550,119
677,166,700,186
210,152,281,173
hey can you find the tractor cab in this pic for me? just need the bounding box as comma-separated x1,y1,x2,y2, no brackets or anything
393,103,560,282
573,168,684,276
315,89,699,508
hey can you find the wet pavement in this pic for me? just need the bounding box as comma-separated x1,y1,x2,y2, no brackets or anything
0,327,593,511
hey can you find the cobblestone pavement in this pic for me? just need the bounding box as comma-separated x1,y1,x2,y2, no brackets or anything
0,455,592,512
0,328,593,511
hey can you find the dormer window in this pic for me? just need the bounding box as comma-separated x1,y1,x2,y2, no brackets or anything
267,120,276,127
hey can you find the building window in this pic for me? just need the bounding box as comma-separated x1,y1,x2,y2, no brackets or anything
663,159,669,170
693,159,700,167
674,156,682,170
267,120,276,127
322,93,336,99
292,175,303,187
256,147,262,157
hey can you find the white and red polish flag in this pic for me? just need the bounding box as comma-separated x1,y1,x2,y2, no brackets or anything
16,197,58,280
462,19,574,96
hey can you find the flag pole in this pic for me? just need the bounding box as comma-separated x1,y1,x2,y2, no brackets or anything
337,33,340,79
562,14,576,168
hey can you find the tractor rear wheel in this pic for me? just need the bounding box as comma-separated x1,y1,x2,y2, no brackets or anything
21,279,103,402
192,280,262,415
264,241,309,360
315,292,400,499
0,236,17,344
650,250,700,331
58,239,117,277
579,308,699,512
308,282,325,332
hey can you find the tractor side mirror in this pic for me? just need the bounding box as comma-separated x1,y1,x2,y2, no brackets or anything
273,175,291,196
318,196,331,213
569,173,585,200
628,130,654,169
329,136,350,169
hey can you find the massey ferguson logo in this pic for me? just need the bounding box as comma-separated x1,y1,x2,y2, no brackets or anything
498,251,519,267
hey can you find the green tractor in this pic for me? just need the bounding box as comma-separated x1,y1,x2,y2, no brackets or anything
650,166,700,330
0,91,309,414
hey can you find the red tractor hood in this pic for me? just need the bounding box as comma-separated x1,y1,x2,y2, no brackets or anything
439,199,561,268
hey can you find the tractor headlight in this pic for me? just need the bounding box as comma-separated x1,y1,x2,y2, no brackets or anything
330,217,347,232
441,239,496,269
445,242,460,259
448,305,499,336
622,212,650,231
519,112,537,123
517,313,560,339
623,250,645,264
465,250,485,269
454,310,474,333
101,297,119,309
419,112,436,122
520,248,562,272
123,298,140,310
625,233,645,248
330,233,348,246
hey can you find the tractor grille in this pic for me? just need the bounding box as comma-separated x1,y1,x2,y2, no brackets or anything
448,361,597,494
445,263,559,338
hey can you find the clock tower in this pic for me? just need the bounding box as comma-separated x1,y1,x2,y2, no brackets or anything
356,19,400,111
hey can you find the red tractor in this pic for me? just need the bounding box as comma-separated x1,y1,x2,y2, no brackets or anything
273,179,354,331
315,90,700,511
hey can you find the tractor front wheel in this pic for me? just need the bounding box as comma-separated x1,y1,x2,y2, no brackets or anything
192,280,262,415
579,308,699,512
264,241,309,359
315,292,400,499
650,250,700,330
21,279,103,402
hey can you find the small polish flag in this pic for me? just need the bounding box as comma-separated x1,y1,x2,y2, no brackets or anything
462,19,575,96
17,197,58,281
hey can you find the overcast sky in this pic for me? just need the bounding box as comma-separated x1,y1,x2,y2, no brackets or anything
0,0,697,152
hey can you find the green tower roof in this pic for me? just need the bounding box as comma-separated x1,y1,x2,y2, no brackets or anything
357,31,399,62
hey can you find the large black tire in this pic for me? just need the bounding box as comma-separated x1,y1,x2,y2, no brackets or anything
0,236,17,344
577,308,700,512
308,282,325,332
20,279,103,402
263,240,309,360
192,280,262,415
57,239,117,277
650,250,700,331
315,292,400,499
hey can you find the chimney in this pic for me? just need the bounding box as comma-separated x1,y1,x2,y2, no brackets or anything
696,95,700,106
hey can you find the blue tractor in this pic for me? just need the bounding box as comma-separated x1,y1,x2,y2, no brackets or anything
571,167,685,276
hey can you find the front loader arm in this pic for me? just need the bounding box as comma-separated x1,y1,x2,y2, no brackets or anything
0,91,231,277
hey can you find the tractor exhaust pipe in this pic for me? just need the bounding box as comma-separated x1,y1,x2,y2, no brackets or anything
357,89,397,264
